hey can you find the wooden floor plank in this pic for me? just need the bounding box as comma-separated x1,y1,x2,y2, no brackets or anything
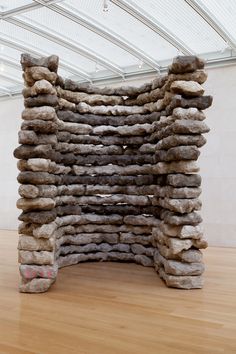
0,230,235,354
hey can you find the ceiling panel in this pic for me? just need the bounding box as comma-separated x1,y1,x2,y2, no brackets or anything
0,0,235,98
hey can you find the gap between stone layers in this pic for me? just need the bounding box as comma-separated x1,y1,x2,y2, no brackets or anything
14,53,212,293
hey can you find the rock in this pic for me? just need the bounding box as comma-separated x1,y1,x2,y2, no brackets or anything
153,161,199,174
17,197,55,211
155,134,206,150
172,107,205,121
19,278,55,293
18,235,54,251
17,171,57,185
19,185,39,198
153,197,202,213
19,210,57,224
58,98,76,111
169,56,205,74
56,214,123,226
23,66,57,86
165,95,212,115
161,210,202,225
58,233,119,246
24,94,58,108
57,110,160,126
57,119,92,134
21,53,59,72
131,244,154,257
19,264,58,280
158,267,203,289
167,174,201,187
73,164,152,176
33,221,57,239
156,254,204,276
21,119,57,134
160,223,203,239
22,80,56,97
37,185,57,198
57,86,124,105
124,215,160,226
120,233,152,245
154,185,201,199
170,80,204,96
135,255,153,267
22,106,57,121
155,145,200,162
18,250,54,265
19,130,57,146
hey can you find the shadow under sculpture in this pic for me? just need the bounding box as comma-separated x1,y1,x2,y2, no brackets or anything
14,53,212,293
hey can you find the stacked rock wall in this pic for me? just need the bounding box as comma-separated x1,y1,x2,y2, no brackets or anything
14,54,212,292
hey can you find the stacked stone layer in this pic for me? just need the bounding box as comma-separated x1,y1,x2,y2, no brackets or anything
14,54,212,292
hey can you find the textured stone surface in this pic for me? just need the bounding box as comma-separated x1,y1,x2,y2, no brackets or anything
22,106,57,121
15,54,211,292
23,67,57,86
21,53,59,72
170,80,204,96
169,56,205,74
19,278,55,293
167,174,201,187
158,267,203,289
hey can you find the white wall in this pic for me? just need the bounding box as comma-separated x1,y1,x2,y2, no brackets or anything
0,65,236,246
200,65,236,247
0,97,23,230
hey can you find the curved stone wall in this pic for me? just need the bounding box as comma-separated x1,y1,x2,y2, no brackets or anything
14,54,212,293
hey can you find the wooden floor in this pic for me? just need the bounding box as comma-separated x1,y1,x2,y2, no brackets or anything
0,230,236,354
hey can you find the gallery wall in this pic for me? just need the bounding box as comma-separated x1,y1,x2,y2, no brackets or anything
0,64,235,247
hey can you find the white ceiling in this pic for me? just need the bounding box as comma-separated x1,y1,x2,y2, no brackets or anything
0,0,236,97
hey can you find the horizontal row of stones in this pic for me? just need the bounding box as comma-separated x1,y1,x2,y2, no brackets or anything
22,90,212,116
18,183,201,199
17,195,201,214
21,54,205,97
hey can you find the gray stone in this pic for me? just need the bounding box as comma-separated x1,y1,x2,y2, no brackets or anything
169,56,205,74
167,174,201,187
23,66,57,86
153,197,201,213
155,134,206,150
155,146,200,162
170,80,204,96
19,185,39,199
161,210,202,225
19,278,55,293
18,235,54,251
19,264,58,280
156,254,204,276
17,197,55,211
21,53,59,72
22,106,57,121
18,250,54,265
158,267,203,289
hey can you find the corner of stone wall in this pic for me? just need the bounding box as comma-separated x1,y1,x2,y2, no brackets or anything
14,54,60,293
152,55,212,289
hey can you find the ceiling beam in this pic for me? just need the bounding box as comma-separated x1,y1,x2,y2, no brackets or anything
4,17,124,77
0,37,92,82
185,0,236,50
0,72,22,84
110,0,194,56
41,2,160,70
0,0,62,17
0,56,21,71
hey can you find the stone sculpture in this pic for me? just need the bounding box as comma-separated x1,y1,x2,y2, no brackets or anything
14,53,212,292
